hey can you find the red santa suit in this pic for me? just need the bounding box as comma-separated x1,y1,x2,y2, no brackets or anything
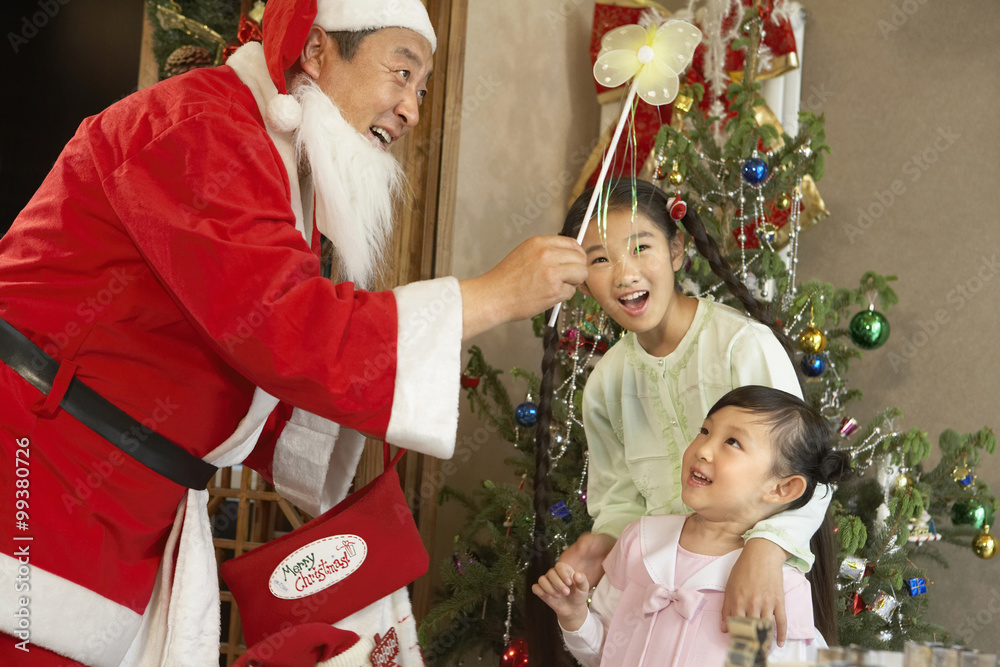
0,17,456,667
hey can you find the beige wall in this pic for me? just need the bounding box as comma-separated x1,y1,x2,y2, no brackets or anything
796,1,1000,651
437,0,1000,653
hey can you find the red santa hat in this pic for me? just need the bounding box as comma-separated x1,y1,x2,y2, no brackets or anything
262,0,437,132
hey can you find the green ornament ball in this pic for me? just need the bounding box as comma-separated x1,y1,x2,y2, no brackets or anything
952,499,995,529
849,309,890,349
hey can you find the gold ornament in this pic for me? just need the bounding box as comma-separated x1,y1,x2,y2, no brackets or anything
798,175,830,229
973,525,998,559
670,92,695,131
776,193,792,210
673,93,694,115
798,326,827,354
756,222,777,245
952,462,975,488
668,164,684,186
896,472,914,489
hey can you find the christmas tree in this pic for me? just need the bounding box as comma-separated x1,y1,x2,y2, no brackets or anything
144,0,263,80
420,2,997,664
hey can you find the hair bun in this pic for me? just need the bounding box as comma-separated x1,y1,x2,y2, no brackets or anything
819,450,853,484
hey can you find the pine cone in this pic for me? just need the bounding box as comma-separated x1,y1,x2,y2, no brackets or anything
164,45,212,77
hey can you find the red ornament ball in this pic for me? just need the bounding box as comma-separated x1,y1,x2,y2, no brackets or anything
501,637,530,666
460,374,480,389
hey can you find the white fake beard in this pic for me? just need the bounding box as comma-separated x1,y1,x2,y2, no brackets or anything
292,77,404,289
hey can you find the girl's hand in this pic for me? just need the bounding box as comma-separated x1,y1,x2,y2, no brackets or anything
722,538,789,646
557,532,617,585
532,562,592,632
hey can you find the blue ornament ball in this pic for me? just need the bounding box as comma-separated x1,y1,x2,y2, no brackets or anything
741,157,770,186
515,402,538,427
800,354,826,377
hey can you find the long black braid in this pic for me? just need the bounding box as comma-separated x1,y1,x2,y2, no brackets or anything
675,207,799,371
524,321,564,665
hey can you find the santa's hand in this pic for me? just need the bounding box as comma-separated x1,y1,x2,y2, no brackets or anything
531,561,591,632
460,236,587,340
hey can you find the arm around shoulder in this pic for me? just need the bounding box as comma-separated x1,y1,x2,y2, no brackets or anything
730,323,802,398
745,484,831,572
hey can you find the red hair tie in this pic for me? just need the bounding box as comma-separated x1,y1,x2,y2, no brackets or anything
668,195,687,221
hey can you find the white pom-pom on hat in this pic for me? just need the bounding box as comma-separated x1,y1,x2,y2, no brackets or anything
266,93,303,133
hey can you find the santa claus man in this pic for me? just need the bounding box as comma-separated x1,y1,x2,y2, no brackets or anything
0,0,587,664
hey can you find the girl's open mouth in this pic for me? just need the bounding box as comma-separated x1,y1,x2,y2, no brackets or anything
618,290,648,315
688,468,712,486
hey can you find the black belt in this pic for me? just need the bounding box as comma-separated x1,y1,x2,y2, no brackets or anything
0,317,217,489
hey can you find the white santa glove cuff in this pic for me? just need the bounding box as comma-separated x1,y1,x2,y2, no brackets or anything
386,277,462,459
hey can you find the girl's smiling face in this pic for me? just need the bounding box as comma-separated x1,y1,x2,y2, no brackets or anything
680,406,783,524
578,208,688,354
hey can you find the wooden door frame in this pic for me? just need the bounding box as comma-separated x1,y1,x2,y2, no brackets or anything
355,0,467,621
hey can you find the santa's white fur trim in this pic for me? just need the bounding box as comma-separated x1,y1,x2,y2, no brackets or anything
331,587,424,666
267,93,304,133
122,389,280,666
316,0,437,52
316,636,376,667
273,410,368,516
385,277,462,459
0,552,142,665
227,42,311,239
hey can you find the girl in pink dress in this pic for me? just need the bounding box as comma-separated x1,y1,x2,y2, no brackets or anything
533,386,850,667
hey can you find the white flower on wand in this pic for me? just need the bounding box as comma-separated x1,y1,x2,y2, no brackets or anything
548,21,701,327
593,20,703,106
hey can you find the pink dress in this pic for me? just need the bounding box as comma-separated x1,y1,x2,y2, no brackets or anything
562,514,819,667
